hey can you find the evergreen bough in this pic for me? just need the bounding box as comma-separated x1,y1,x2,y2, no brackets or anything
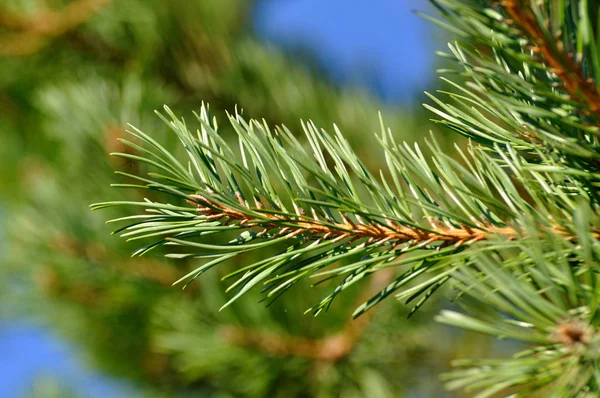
92,0,600,395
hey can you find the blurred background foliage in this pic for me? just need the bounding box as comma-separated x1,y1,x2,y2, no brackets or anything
0,0,489,397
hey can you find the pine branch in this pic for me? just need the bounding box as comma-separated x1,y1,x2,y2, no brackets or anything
502,0,600,117
90,105,498,315
502,0,600,120
427,0,600,209
91,103,596,319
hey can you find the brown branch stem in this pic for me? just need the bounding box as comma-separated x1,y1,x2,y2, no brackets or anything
188,194,591,249
502,0,600,121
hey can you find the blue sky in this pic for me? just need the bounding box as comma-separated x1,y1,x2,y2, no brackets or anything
0,323,139,398
254,0,438,103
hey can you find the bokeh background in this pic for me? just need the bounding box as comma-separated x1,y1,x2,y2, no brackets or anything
0,1,493,397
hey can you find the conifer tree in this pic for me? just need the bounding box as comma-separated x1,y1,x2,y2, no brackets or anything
93,0,600,396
